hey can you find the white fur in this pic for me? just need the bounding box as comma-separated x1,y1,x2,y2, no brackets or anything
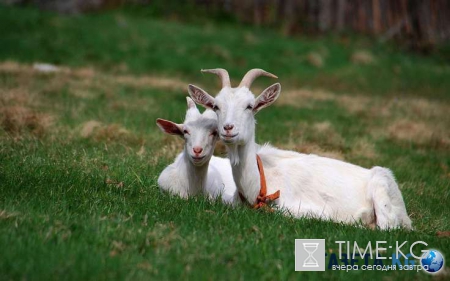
157,99,239,205
189,79,412,229
158,153,238,205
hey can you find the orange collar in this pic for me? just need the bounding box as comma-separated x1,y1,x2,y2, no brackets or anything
239,155,280,210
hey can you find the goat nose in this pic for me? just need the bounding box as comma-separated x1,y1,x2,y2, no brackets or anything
223,124,234,131
193,147,203,154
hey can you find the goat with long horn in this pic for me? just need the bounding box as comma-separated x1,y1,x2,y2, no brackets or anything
201,68,231,88
188,68,412,230
239,68,278,88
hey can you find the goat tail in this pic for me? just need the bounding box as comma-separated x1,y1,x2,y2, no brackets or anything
368,167,412,230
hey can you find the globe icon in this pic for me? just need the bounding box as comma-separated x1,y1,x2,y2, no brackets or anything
420,249,444,273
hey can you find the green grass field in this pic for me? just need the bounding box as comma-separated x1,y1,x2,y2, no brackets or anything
0,5,449,280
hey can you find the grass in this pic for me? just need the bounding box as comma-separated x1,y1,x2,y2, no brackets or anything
1,5,449,281
1,6,450,99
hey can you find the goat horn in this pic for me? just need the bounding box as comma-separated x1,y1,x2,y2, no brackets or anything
238,68,278,88
201,68,231,88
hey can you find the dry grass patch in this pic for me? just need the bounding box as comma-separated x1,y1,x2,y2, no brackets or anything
3,61,449,151
307,52,324,68
0,61,27,73
278,133,378,161
277,88,373,115
1,106,53,136
351,50,376,65
148,136,183,165
388,119,434,143
351,138,378,160
311,121,346,149
0,74,55,137
277,88,335,108
277,88,375,117
142,222,184,254
0,87,39,107
312,121,333,134
277,121,347,156
80,120,103,138
387,119,449,148
1,61,187,94
336,95,371,115
94,124,130,142
0,61,96,79
0,210,20,220
440,162,450,180
330,92,450,150
298,143,345,160
79,120,141,145
400,97,449,119
70,89,97,100
276,121,380,161
114,75,186,91
278,129,346,161
108,97,156,113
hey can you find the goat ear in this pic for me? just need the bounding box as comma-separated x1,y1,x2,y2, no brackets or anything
156,118,183,137
188,84,215,109
253,83,281,114
186,97,197,109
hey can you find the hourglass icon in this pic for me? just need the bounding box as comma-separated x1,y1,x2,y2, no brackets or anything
303,243,319,267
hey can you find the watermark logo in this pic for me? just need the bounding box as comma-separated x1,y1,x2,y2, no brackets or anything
420,249,445,274
294,239,445,273
295,239,325,271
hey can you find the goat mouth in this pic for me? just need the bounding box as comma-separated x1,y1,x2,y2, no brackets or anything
221,133,238,141
191,155,206,161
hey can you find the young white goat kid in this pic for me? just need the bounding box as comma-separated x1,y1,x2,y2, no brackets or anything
157,97,238,205
189,68,412,229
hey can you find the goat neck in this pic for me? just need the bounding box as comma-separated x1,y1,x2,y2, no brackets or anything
228,132,260,204
177,151,210,195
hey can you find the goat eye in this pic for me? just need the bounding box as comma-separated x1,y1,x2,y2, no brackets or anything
246,104,253,110
213,105,219,111
183,130,190,135
210,130,218,136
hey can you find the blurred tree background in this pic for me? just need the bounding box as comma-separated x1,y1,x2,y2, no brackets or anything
4,0,450,53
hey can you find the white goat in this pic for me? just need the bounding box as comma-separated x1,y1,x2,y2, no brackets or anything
188,68,412,229
156,97,238,205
